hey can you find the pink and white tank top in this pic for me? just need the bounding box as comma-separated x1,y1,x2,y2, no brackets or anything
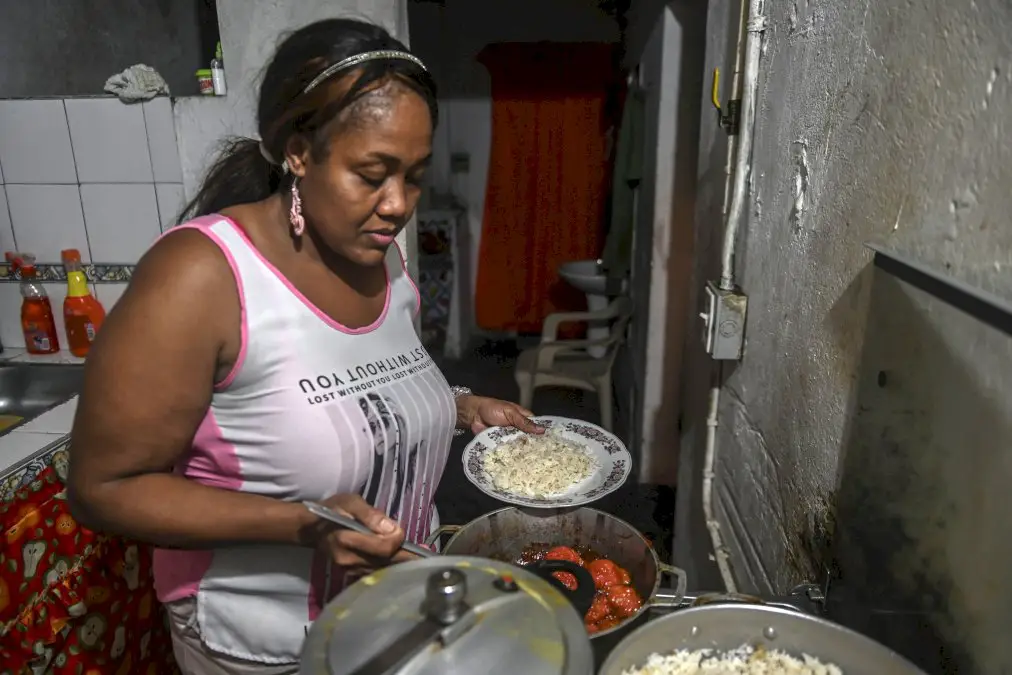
152,215,456,664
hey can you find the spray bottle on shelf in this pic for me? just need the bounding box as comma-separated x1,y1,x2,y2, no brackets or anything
211,41,227,96
18,254,60,355
62,249,106,357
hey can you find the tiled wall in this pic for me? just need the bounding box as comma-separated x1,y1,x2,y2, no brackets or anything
0,96,185,350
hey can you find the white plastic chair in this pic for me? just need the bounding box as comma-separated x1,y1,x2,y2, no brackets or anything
514,297,633,432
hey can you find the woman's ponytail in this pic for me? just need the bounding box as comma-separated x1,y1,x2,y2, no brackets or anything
176,137,285,224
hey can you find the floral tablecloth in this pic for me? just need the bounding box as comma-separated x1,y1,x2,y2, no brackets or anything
0,447,179,674
0,438,71,506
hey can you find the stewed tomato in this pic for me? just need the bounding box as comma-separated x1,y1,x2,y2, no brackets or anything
544,545,583,565
605,584,643,618
521,541,643,634
587,559,624,589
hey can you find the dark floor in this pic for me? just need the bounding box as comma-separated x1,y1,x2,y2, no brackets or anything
432,338,675,561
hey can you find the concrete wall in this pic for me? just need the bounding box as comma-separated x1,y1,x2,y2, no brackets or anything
676,0,1012,671
0,0,207,97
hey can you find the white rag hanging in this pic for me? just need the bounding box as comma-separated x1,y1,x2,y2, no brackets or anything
103,64,170,103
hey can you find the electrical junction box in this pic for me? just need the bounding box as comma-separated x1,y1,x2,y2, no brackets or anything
700,281,747,360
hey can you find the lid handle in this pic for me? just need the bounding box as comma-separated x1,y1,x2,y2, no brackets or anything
423,568,469,625
343,569,473,675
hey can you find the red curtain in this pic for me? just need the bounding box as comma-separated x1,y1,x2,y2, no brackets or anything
474,42,620,333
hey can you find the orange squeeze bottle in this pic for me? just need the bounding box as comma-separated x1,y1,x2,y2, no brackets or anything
62,249,106,357
19,254,60,355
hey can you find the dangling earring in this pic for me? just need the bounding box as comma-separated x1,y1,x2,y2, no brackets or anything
289,177,305,237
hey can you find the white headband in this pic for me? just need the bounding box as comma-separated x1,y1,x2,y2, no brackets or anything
260,49,427,167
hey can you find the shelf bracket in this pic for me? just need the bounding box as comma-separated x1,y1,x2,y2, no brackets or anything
865,242,1012,338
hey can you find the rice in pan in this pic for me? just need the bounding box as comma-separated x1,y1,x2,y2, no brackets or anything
621,644,843,675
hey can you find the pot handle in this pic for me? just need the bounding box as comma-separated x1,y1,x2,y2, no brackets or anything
690,592,766,607
648,563,689,608
423,525,461,550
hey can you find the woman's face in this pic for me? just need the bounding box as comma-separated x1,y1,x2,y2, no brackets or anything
296,80,432,267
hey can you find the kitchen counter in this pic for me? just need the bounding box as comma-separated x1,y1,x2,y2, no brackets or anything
0,349,179,673
0,348,82,501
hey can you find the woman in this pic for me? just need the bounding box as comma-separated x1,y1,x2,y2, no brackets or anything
67,18,540,674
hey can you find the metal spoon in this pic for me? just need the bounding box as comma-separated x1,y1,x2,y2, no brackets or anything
303,501,435,559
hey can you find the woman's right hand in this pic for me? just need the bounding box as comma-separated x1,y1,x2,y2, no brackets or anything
304,494,411,568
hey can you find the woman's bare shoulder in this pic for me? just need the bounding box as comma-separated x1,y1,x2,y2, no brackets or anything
114,221,242,341
142,220,234,280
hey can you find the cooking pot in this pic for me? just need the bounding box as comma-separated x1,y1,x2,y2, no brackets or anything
599,603,927,674
299,555,594,675
426,507,687,663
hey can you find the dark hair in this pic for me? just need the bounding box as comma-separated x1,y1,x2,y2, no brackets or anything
179,18,438,222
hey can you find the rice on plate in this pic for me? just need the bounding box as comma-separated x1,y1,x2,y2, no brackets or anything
483,431,598,498
621,644,843,675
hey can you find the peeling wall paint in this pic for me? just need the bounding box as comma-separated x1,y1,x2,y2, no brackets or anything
788,140,808,232
677,0,1012,671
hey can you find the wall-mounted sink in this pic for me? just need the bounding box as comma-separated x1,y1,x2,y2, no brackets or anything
0,363,84,436
558,259,628,297
557,260,629,359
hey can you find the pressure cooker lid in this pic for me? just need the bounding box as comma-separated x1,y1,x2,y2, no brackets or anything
299,555,594,675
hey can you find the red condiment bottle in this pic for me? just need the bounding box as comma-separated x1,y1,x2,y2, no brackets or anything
18,254,60,354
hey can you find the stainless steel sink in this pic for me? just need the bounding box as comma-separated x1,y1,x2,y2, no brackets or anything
0,363,84,436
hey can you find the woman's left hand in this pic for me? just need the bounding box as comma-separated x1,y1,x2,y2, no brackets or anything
457,396,545,435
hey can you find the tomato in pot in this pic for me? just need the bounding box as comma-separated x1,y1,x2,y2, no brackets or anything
605,584,643,619
543,546,584,590
587,559,625,589
517,541,643,634
553,572,579,590
585,593,610,624
544,546,583,565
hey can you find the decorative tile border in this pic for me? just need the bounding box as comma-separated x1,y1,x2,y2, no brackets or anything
0,435,70,503
0,263,134,283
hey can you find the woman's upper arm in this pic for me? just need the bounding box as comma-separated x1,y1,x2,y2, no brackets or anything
68,229,240,502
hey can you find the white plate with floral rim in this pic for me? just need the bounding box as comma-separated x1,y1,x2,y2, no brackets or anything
461,416,632,508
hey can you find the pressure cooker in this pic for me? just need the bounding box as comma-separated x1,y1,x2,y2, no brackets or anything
430,506,688,664
299,555,595,675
